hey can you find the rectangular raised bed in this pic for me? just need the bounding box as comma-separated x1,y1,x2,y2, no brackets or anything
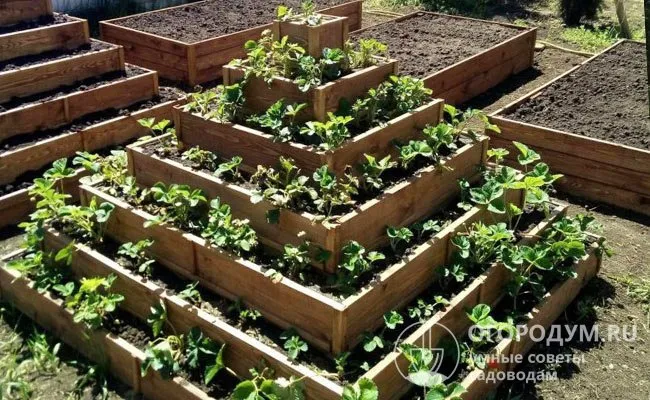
131,118,481,274
350,12,536,105
0,259,220,400
0,14,89,62
79,170,514,355
0,39,124,103
100,0,362,85
459,242,601,400
175,98,443,173
272,14,348,58
0,167,87,229
489,40,650,217
0,66,159,140
222,58,398,121
43,229,343,400
0,0,51,26
0,97,181,185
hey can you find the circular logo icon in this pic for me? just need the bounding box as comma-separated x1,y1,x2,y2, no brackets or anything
393,321,461,387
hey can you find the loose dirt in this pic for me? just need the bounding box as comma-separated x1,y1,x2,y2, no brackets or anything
503,41,650,150
350,12,524,79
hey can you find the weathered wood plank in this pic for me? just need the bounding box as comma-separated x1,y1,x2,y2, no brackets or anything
0,16,88,62
0,0,51,26
0,41,123,103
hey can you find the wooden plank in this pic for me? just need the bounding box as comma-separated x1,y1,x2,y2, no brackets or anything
0,41,123,103
0,131,83,185
0,167,87,229
99,21,187,56
0,69,158,140
436,48,534,106
489,115,650,175
0,0,51,26
0,16,89,62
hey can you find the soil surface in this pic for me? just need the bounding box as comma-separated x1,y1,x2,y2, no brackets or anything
113,0,350,43
350,12,524,79
0,86,184,154
0,65,147,112
0,13,73,35
503,41,650,150
0,41,114,72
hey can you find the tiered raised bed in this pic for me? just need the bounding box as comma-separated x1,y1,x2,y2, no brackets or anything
0,203,604,400
350,12,537,105
100,0,362,85
0,2,186,228
489,40,650,216
0,0,51,26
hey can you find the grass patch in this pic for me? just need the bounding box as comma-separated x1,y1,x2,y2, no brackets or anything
364,0,420,11
560,25,619,52
610,275,650,313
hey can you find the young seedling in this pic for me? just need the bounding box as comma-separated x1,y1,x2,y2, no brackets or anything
117,239,155,277
386,226,414,254
280,329,309,361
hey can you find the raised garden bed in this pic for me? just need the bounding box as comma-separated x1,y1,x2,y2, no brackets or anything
0,0,51,27
350,12,536,105
222,58,398,122
99,0,362,85
489,40,650,216
129,122,482,273
0,90,184,185
0,260,228,400
78,165,519,355
0,65,158,140
0,39,123,103
42,229,344,400
0,13,88,62
175,99,443,173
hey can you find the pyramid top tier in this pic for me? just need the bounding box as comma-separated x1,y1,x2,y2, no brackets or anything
0,0,52,26
272,12,348,58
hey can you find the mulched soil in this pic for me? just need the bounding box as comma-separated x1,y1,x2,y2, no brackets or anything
0,86,185,155
0,13,73,35
0,41,114,72
0,65,148,112
112,0,350,43
503,41,650,150
350,12,524,79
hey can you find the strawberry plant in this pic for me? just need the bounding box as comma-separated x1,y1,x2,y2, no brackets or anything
312,166,357,217
411,219,443,241
358,154,396,192
202,198,258,255
277,241,312,276
387,226,414,253
56,197,115,245
280,329,309,361
184,328,226,385
214,156,244,182
117,239,155,277
461,304,516,370
147,183,207,230
6,246,74,295
251,157,317,211
178,282,202,305
66,275,124,331
347,39,388,69
141,335,184,379
247,100,306,142
232,369,305,400
299,113,353,150
182,146,217,171
334,241,385,291
341,378,379,400
147,300,168,338
277,0,321,26
398,140,434,168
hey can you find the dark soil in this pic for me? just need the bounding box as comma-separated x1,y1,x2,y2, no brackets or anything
0,41,114,72
106,310,154,349
350,12,524,79
0,86,184,155
0,65,148,112
113,0,349,43
0,13,73,35
0,164,52,197
503,41,650,150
